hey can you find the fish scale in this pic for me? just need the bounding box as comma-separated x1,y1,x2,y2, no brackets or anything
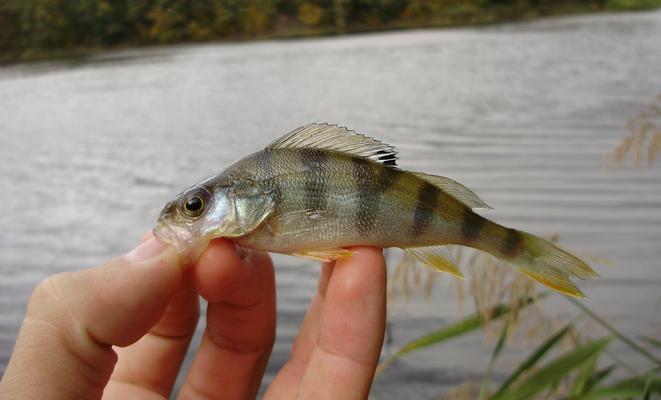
154,123,598,297
236,149,431,250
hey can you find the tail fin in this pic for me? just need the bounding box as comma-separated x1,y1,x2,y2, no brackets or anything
505,231,597,297
475,223,598,297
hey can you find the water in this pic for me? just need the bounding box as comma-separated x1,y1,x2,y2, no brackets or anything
1,10,660,398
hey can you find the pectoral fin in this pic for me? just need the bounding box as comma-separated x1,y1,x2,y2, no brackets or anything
404,246,464,279
292,248,356,262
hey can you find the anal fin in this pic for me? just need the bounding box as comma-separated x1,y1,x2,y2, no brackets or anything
404,246,464,279
292,248,355,262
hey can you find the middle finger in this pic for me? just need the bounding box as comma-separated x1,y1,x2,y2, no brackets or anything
178,240,276,400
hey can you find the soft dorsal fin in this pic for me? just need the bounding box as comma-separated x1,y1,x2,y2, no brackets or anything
412,172,492,209
267,123,398,166
404,246,464,279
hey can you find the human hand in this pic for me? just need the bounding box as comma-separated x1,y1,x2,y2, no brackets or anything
0,236,386,400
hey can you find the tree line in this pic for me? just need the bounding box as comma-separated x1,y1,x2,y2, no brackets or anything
0,0,655,62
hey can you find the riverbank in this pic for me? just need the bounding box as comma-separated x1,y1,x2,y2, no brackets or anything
1,0,661,64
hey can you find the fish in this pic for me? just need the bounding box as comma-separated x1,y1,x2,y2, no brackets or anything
154,123,598,297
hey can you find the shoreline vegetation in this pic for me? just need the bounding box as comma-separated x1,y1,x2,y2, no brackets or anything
382,236,661,398
2,0,661,64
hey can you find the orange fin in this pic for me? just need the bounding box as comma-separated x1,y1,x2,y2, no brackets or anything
404,246,464,279
517,267,585,298
505,231,597,298
292,248,355,262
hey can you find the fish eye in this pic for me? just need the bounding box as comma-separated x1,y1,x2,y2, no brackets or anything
181,187,211,218
185,196,203,212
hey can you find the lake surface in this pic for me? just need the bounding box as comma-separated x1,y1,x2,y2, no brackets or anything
1,10,660,398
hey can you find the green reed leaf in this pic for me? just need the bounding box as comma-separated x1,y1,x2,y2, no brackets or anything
580,375,661,399
376,294,545,375
639,335,661,349
583,365,616,394
567,297,661,366
491,322,572,399
479,320,510,400
494,337,611,400
570,352,599,397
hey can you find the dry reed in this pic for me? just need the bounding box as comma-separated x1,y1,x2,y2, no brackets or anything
609,93,661,167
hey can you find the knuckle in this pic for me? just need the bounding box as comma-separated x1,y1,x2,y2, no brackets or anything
206,317,275,355
28,272,77,320
207,328,263,354
31,272,73,306
319,339,374,369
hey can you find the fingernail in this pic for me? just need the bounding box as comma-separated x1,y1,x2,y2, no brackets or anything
125,237,169,262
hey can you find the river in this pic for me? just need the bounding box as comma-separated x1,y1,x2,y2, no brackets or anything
1,10,660,398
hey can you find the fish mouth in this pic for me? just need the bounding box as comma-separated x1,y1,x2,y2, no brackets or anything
153,222,210,262
153,222,192,252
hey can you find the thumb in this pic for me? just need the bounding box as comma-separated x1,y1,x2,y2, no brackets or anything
0,237,185,400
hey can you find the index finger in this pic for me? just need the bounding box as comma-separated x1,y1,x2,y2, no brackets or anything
297,247,387,400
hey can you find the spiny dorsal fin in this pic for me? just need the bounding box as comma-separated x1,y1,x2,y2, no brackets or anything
267,123,398,166
404,246,464,279
412,172,492,209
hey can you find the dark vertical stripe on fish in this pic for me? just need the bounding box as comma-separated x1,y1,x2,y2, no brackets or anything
300,149,328,211
411,181,439,237
502,228,523,258
377,164,400,192
461,208,485,243
352,157,378,236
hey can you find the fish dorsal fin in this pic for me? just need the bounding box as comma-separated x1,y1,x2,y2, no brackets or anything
412,172,492,209
404,246,464,279
267,123,398,166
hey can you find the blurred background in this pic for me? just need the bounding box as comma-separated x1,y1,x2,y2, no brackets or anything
1,1,660,398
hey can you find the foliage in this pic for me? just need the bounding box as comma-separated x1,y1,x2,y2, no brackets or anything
298,3,325,26
606,0,661,10
376,294,545,374
2,0,661,62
